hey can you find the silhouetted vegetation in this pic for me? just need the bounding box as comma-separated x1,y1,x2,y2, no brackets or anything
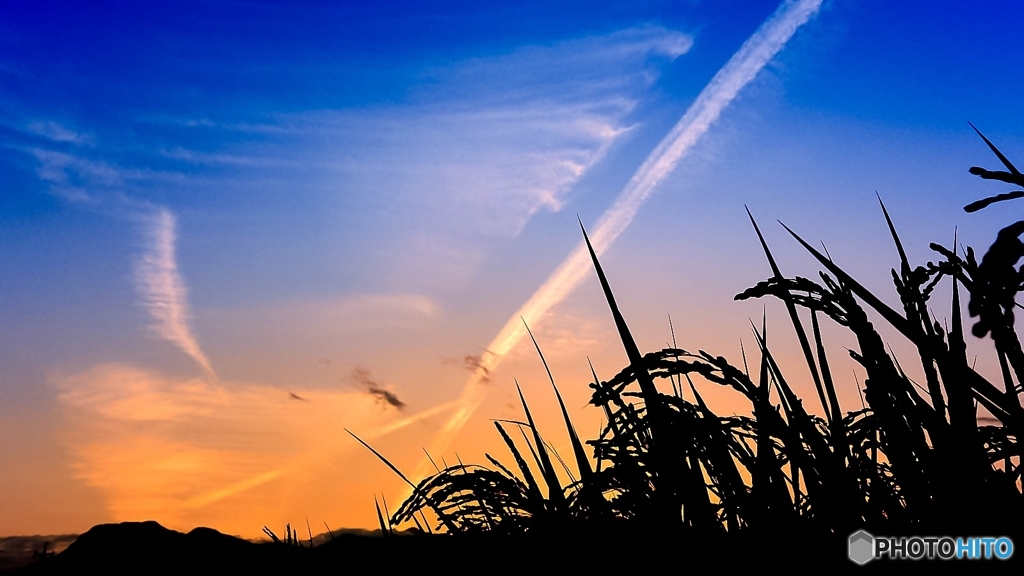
359,127,1024,542
22,130,1024,573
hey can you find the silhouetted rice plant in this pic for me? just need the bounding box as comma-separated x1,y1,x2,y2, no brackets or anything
356,129,1023,538
262,523,310,547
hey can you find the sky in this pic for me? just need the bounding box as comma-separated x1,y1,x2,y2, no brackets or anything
2,0,1024,539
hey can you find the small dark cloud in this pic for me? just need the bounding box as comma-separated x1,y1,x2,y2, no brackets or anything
367,386,406,410
289,391,308,402
463,354,490,382
351,367,406,410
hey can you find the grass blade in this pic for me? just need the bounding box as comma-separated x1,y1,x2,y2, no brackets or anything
970,121,1020,174
515,380,565,507
523,319,594,483
375,495,390,538
746,207,831,424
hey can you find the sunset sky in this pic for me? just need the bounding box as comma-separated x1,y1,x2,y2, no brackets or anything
2,0,1023,539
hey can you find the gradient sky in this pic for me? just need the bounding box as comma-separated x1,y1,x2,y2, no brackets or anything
2,0,1023,539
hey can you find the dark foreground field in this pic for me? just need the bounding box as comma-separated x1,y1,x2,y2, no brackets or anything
8,520,1022,574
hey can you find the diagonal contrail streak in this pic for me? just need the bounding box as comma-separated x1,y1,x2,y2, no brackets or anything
416,0,823,479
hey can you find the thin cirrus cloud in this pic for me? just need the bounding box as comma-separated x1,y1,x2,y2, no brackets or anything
416,0,824,478
421,25,693,106
18,25,695,295
28,148,114,204
27,146,188,207
317,26,693,242
26,120,92,145
143,25,693,251
135,208,216,377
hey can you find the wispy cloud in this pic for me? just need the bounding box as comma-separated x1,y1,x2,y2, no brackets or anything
28,149,114,204
351,368,406,410
26,120,92,145
307,103,631,246
182,26,690,285
421,25,692,107
135,208,215,376
19,26,695,298
418,0,824,475
27,147,188,207
53,363,421,536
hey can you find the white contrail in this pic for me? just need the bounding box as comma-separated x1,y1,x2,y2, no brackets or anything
136,208,216,376
415,0,822,479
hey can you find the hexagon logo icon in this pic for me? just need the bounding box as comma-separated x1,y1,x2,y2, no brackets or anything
849,530,874,565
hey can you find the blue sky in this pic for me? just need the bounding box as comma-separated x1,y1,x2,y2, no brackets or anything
2,0,1023,536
